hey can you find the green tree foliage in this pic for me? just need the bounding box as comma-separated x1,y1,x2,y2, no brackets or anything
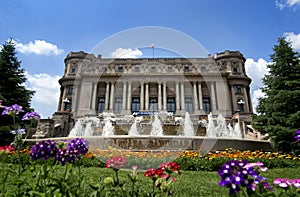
253,37,300,153
0,39,35,144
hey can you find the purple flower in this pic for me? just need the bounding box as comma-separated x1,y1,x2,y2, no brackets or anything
22,111,41,121
273,178,291,189
30,140,58,160
218,160,267,195
1,104,24,115
295,130,300,142
68,138,89,155
55,148,80,165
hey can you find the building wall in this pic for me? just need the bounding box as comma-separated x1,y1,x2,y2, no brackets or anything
58,50,252,121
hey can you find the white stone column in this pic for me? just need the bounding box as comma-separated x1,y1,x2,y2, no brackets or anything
109,82,115,111
122,82,127,110
91,82,98,113
61,86,67,111
163,82,167,110
243,86,250,112
158,82,162,110
198,82,203,111
145,83,149,110
210,82,216,112
140,82,144,110
180,82,185,111
193,82,199,112
231,85,237,112
105,82,110,110
127,81,132,111
175,82,180,112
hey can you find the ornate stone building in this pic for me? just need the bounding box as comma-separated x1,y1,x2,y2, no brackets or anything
37,50,255,138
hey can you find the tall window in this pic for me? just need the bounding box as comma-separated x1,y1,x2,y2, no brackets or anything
167,97,176,113
235,85,242,94
97,97,105,113
237,99,245,112
64,98,72,111
132,97,140,113
149,97,158,112
114,97,123,113
67,85,74,94
185,97,193,113
203,97,211,112
71,68,76,75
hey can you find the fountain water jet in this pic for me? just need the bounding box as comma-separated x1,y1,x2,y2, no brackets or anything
150,114,163,136
183,112,194,136
102,120,115,136
128,119,140,136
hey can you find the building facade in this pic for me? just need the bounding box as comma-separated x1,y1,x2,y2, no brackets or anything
34,49,258,138
57,50,252,120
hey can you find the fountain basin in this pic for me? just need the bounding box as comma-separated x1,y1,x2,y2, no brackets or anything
26,136,272,151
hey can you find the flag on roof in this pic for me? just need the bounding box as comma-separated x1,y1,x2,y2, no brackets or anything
151,43,154,48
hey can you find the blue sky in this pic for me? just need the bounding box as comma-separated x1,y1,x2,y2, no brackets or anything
1,0,300,118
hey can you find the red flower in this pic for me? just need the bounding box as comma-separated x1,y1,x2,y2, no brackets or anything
159,162,181,174
0,145,13,153
105,156,126,169
144,168,166,180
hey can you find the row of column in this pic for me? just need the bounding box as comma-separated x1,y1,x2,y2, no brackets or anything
102,81,217,113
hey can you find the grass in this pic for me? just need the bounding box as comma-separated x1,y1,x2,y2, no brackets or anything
2,164,299,196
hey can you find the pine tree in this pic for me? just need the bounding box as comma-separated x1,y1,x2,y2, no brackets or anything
253,37,300,153
0,39,35,144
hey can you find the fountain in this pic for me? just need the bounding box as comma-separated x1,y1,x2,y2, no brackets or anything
31,112,271,152
183,112,194,136
205,112,242,138
102,120,115,136
150,114,163,136
68,117,100,137
128,119,140,136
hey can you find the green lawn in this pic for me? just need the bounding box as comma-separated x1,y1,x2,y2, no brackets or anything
1,163,300,196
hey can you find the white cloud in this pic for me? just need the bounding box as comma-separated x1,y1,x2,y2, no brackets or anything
284,32,300,50
110,48,143,58
245,58,270,114
14,40,64,55
252,89,266,114
276,0,300,9
245,58,270,89
26,73,60,118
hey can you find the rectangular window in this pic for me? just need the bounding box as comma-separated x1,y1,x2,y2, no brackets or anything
167,97,176,113
67,85,74,94
184,66,189,72
97,97,105,113
149,97,158,112
185,97,193,113
118,66,123,72
114,97,122,113
64,98,72,111
132,97,140,113
235,85,242,94
203,97,211,112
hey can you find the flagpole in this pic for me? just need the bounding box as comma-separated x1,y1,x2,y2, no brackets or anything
151,43,154,59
